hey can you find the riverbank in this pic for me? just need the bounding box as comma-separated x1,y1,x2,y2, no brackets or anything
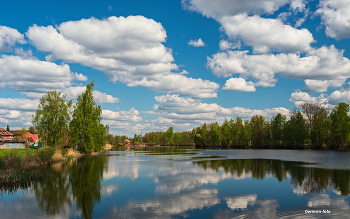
0,148,85,185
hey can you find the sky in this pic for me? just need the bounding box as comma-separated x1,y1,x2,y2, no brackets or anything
1,0,350,136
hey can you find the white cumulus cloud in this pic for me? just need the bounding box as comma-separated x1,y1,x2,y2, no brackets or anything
219,14,314,53
0,26,25,51
26,16,218,98
0,55,85,94
0,98,39,111
304,79,345,93
223,78,256,92
188,38,205,47
102,108,142,122
316,0,350,40
182,0,299,19
219,39,240,51
208,45,350,90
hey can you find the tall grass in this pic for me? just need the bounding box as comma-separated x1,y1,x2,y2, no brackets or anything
0,148,56,185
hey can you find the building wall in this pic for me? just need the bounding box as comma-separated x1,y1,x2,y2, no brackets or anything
4,142,25,149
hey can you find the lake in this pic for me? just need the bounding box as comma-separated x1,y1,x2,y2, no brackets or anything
1,147,350,218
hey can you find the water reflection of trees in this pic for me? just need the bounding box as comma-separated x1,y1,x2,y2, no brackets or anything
193,159,350,196
33,156,108,219
33,168,71,215
69,156,107,219
130,146,198,155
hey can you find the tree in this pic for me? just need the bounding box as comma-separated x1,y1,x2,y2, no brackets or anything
165,127,174,145
330,102,350,148
17,127,28,139
300,103,327,146
133,134,139,144
293,111,308,147
69,81,108,153
107,134,114,144
220,119,230,147
33,91,72,147
208,122,220,146
250,115,265,148
311,108,328,148
29,126,38,134
271,113,286,147
6,124,9,131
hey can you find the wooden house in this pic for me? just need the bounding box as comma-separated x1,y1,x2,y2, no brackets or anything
0,128,14,140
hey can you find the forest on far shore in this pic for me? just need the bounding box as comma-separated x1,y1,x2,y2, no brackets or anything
118,102,350,150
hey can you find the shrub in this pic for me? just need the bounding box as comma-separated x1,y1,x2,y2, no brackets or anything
35,148,56,165
2,150,22,170
62,148,69,157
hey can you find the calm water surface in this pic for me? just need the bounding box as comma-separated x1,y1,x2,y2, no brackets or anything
1,147,350,219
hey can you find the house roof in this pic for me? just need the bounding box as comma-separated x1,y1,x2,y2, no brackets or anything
28,134,38,143
0,128,14,136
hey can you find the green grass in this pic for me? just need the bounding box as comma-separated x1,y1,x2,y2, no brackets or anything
0,149,37,158
0,148,57,185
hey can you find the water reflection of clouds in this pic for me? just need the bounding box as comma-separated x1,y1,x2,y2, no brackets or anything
225,194,257,210
216,194,350,219
149,165,253,194
102,188,220,219
307,194,331,207
214,199,279,219
103,157,142,180
102,184,119,196
0,191,73,219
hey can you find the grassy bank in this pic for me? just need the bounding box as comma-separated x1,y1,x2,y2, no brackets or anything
0,148,57,185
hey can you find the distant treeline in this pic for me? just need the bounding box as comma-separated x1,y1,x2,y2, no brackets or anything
108,128,193,146
115,102,350,149
191,102,350,149
143,129,193,146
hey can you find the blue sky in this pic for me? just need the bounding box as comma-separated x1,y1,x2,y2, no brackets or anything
1,0,350,136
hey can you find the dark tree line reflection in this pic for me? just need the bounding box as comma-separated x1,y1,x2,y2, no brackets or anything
1,156,349,218
34,156,108,219
193,159,350,196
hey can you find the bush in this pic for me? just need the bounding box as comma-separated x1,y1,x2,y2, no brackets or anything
0,150,37,170
62,148,69,157
35,148,56,165
2,150,22,170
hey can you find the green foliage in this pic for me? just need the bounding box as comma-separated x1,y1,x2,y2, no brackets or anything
271,113,286,147
208,122,221,146
133,134,139,144
0,149,55,170
220,119,230,146
293,111,308,147
62,148,69,157
35,148,56,165
69,156,107,219
165,127,174,145
107,134,114,144
330,102,350,148
69,81,108,153
311,108,329,148
32,90,72,147
29,126,38,134
250,115,266,148
6,124,10,131
17,127,28,138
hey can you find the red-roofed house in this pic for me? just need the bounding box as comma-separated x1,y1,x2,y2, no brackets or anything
0,128,14,140
28,134,38,143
